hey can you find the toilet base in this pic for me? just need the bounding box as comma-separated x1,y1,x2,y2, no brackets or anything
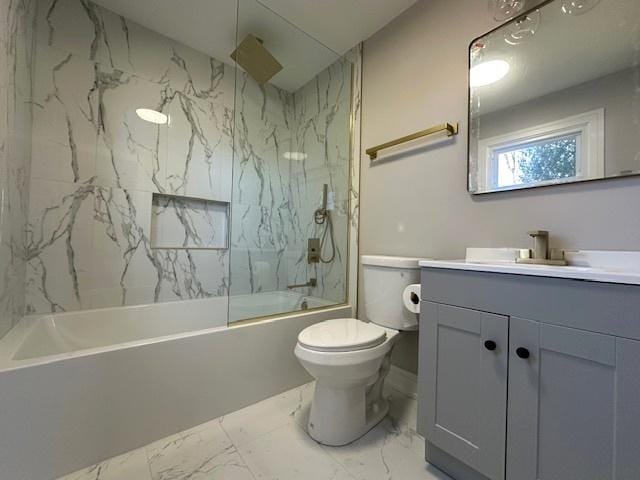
306,352,393,446
307,383,390,446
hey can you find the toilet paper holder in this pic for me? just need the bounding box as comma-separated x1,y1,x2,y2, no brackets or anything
410,292,419,305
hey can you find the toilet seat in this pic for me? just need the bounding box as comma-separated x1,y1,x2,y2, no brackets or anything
298,318,387,352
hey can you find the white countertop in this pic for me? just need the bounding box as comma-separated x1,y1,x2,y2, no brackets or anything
419,249,640,286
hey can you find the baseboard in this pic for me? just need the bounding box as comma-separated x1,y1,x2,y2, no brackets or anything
386,365,418,399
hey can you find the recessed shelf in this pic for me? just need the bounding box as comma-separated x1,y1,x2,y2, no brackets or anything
150,193,229,250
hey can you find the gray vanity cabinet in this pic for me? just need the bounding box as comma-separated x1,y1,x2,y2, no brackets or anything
507,318,640,480
421,302,508,480
418,268,640,480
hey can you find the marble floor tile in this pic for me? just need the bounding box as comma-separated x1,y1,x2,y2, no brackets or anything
57,382,447,480
146,418,247,480
384,387,425,457
237,423,355,480
323,421,451,480
270,380,315,427
58,448,151,480
219,395,294,447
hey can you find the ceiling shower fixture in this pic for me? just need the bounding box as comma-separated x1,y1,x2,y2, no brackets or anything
231,33,283,85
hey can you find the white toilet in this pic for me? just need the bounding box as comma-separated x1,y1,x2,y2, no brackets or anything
294,255,423,446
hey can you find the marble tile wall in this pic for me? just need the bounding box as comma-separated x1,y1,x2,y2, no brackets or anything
229,54,355,305
25,0,234,313
23,0,360,318
288,57,353,304
229,73,297,295
0,0,35,337
151,194,228,250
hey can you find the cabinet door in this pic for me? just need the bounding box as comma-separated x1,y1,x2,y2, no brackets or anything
507,318,640,480
420,302,508,480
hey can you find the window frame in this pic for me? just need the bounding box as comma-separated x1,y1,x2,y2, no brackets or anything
477,108,605,191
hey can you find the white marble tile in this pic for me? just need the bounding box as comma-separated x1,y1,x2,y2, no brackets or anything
323,420,451,480
229,202,292,296
31,45,99,183
270,381,315,428
0,0,35,336
54,383,439,480
151,194,228,249
94,65,169,193
237,423,355,480
220,395,294,447
24,179,95,313
92,187,229,305
25,0,357,318
146,418,255,480
58,448,152,480
165,87,234,202
152,249,229,302
37,0,174,83
91,186,157,304
384,388,425,458
232,73,295,209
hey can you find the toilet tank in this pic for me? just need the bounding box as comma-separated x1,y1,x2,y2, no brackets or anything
361,255,425,331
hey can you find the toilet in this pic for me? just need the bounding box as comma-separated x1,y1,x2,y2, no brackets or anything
294,255,424,446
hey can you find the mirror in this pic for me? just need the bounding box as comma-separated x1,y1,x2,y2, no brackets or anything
468,0,640,194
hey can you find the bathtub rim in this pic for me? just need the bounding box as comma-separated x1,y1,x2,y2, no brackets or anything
0,302,352,373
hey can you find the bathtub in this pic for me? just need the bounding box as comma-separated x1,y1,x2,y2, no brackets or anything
0,293,351,480
229,290,334,322
0,291,334,366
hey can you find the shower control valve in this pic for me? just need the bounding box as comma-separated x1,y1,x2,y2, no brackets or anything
308,238,321,264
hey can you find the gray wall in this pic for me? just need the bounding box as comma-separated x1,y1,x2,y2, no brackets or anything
358,0,640,373
480,67,640,177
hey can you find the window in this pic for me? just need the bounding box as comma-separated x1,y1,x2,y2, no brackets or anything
477,109,604,191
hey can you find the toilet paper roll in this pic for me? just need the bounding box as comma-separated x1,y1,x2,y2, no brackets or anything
402,284,421,314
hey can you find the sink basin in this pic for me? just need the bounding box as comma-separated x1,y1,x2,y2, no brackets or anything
418,249,640,285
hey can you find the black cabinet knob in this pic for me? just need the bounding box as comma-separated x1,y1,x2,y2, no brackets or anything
516,347,530,359
484,340,497,351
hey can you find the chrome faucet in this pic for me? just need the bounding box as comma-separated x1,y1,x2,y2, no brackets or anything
516,230,568,266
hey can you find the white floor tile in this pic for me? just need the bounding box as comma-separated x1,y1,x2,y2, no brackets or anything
270,381,315,428
146,418,251,480
220,395,295,447
384,388,425,457
57,381,444,480
237,423,355,480
323,422,452,480
57,448,151,480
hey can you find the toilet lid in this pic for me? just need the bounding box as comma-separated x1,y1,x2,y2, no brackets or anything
298,318,387,352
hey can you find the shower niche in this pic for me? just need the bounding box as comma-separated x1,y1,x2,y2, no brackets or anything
150,194,229,250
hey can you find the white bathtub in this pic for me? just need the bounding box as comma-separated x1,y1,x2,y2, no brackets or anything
0,291,334,366
0,293,351,480
229,290,334,323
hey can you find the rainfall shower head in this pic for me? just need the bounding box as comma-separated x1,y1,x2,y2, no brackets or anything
231,34,283,85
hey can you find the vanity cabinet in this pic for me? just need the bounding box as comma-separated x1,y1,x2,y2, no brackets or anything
422,302,508,480
507,318,640,480
418,268,640,480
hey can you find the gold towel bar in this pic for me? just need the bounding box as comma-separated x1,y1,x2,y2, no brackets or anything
366,122,459,160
